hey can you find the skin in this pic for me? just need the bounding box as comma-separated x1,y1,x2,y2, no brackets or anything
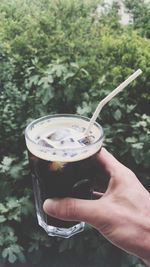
43,148,150,266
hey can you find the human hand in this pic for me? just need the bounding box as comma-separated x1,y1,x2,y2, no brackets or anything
43,148,150,266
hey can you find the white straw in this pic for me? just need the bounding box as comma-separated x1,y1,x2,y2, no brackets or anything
84,69,142,135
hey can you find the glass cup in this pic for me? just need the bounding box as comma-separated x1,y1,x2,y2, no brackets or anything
25,114,105,238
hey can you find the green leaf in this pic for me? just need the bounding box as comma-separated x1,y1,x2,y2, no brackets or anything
126,104,136,113
126,137,138,143
6,197,20,209
0,203,8,213
28,243,39,252
0,215,6,223
77,102,92,116
38,75,54,87
70,62,79,68
132,143,143,149
8,251,17,263
9,163,23,180
63,72,75,81
8,210,21,222
28,75,39,86
2,248,9,258
50,64,67,77
47,75,54,83
113,109,122,121
18,251,26,263
2,157,13,166
2,245,25,263
42,87,54,105
0,157,14,172
80,68,89,76
2,247,16,263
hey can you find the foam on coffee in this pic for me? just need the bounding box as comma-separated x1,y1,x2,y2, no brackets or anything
25,115,104,162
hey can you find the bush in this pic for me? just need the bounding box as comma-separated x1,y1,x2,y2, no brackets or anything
125,0,150,38
0,0,149,266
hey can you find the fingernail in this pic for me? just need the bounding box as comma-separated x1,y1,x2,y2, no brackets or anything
43,199,54,214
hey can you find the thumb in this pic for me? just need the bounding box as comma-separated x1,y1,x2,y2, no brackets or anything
43,197,103,226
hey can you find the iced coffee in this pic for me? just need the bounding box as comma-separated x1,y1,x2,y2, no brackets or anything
25,114,106,237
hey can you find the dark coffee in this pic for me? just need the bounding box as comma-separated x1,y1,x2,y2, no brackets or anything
28,150,108,228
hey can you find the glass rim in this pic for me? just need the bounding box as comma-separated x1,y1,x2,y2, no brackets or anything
25,114,104,152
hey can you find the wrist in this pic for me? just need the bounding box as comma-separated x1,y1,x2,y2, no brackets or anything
125,189,150,265
136,207,150,265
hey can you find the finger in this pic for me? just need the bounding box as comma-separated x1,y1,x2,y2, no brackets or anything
97,147,123,176
43,197,103,227
92,191,104,199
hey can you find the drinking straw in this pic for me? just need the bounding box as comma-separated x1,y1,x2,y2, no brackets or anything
84,69,142,136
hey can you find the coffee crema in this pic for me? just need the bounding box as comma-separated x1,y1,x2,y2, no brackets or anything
25,115,104,162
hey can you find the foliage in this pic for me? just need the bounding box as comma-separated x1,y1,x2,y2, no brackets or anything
0,226,25,264
124,0,150,38
0,0,149,266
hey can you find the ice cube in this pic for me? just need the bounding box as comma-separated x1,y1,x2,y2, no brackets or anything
72,125,85,133
67,151,77,157
78,136,91,146
47,129,70,141
78,135,95,146
60,137,76,146
88,135,95,142
37,139,54,148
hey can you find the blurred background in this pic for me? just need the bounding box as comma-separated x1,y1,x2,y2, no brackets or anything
0,0,150,266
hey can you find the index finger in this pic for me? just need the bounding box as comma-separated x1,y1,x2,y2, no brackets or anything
97,147,122,176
